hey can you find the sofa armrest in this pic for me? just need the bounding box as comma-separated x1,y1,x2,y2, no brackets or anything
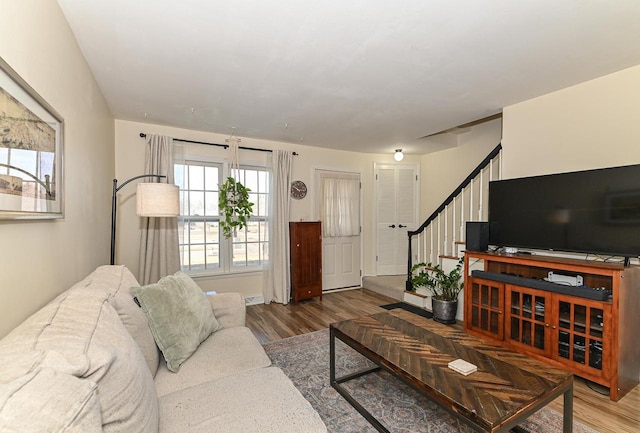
207,293,246,328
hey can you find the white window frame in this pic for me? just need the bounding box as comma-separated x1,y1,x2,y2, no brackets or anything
175,158,270,277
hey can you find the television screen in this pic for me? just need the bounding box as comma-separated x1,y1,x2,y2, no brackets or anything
488,164,640,258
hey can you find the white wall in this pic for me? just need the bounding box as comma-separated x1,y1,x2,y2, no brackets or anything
502,64,640,178
114,119,420,298
0,1,114,337
419,118,503,219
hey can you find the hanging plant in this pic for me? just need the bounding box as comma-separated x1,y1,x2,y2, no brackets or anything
218,177,253,238
218,135,254,238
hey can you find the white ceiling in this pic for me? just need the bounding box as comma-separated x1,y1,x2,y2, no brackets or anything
57,0,640,155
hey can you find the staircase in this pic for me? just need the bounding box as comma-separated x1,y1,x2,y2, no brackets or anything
406,143,503,291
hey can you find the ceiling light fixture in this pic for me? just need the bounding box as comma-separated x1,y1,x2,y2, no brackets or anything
393,149,404,161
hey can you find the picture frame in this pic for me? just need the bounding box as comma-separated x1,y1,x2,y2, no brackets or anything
0,56,64,219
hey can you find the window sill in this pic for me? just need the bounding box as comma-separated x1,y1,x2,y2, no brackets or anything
186,268,264,280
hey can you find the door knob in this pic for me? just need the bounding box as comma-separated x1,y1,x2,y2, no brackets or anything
388,224,396,228
398,224,407,228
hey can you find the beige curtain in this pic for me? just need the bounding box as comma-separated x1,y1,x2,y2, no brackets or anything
320,171,360,237
263,150,293,304
138,134,180,284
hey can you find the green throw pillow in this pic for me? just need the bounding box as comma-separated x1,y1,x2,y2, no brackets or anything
132,272,222,372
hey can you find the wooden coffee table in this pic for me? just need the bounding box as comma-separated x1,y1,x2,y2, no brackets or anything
330,309,573,433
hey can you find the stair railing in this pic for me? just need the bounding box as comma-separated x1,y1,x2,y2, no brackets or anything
405,143,502,291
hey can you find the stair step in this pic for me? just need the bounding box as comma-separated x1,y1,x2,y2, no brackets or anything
439,255,460,260
362,275,405,301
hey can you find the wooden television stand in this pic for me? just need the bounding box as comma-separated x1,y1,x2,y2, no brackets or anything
463,251,640,401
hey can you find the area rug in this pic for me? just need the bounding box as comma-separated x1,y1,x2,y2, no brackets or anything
263,329,599,433
380,302,433,319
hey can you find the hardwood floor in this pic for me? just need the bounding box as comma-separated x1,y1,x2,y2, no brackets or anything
246,288,392,344
246,288,640,433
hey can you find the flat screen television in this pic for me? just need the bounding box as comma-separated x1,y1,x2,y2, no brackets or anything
488,164,640,259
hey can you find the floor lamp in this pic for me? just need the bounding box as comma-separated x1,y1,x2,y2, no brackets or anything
110,174,180,265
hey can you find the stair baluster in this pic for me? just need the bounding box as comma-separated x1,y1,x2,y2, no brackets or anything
406,143,502,291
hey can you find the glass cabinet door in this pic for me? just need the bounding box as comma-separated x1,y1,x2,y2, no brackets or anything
556,297,604,372
468,278,504,340
506,286,549,354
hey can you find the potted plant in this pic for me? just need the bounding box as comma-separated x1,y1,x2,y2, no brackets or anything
410,256,464,324
218,177,253,238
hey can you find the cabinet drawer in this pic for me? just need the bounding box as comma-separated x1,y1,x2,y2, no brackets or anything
293,285,322,302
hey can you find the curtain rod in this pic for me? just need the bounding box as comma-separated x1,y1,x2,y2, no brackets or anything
139,133,298,155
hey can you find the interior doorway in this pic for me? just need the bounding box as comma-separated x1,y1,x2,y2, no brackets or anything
374,163,418,275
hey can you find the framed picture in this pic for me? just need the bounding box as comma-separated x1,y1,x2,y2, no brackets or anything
0,56,64,219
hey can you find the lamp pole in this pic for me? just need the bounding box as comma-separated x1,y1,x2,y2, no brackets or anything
110,174,166,265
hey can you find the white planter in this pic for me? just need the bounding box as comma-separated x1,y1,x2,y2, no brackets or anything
403,291,429,308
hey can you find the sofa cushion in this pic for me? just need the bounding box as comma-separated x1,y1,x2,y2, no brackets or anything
105,265,161,376
133,271,222,372
0,367,102,432
207,292,246,328
158,367,327,433
0,272,159,433
86,301,159,433
154,326,271,397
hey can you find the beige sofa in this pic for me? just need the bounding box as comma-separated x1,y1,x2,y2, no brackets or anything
0,265,327,433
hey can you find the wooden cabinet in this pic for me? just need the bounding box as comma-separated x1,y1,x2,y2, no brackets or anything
289,222,322,303
464,251,640,401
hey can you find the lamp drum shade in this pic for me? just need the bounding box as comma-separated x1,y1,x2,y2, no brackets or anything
136,183,180,217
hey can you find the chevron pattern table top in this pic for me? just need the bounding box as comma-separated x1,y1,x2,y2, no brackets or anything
330,309,574,433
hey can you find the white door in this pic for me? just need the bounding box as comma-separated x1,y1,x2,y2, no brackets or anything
375,164,418,275
316,170,361,290
322,234,361,290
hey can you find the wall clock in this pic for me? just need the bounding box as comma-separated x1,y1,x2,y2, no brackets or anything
290,180,307,199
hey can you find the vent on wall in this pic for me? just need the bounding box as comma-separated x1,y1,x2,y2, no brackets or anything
245,296,264,306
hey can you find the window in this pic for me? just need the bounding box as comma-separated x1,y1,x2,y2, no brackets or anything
175,160,270,274
230,167,270,268
0,147,55,210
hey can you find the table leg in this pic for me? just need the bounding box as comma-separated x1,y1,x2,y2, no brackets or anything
330,327,336,385
329,328,389,433
563,383,573,433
